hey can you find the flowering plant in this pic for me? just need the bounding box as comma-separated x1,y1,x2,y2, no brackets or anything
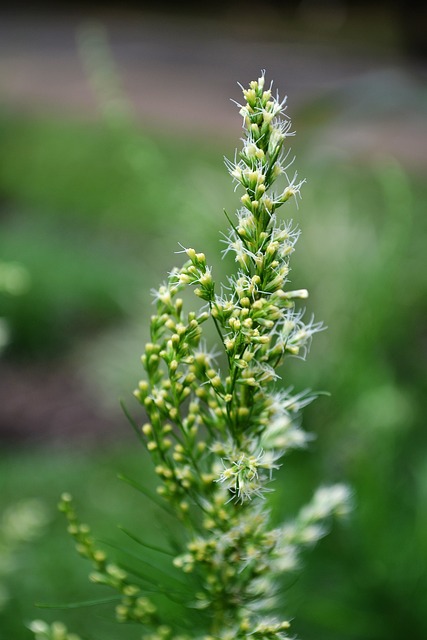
30,72,349,640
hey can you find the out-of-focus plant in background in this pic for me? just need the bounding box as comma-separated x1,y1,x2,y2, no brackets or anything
1,8,426,640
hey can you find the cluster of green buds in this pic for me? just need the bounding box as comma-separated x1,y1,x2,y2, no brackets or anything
58,493,158,625
133,72,350,639
32,73,349,640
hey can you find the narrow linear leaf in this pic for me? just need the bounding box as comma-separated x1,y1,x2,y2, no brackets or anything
98,537,191,590
223,208,239,235
117,472,176,517
118,525,174,556
35,596,121,609
120,399,146,444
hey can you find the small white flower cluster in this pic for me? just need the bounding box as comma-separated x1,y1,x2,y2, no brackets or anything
216,446,281,502
300,484,352,521
272,484,352,573
260,388,316,450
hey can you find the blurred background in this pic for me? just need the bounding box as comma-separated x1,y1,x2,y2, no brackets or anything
1,1,426,639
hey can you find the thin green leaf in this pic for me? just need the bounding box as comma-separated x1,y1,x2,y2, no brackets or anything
118,525,174,556
223,208,239,235
117,472,176,517
120,399,145,445
98,537,191,590
35,596,121,609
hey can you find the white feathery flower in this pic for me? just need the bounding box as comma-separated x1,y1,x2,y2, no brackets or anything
216,448,281,503
301,484,352,521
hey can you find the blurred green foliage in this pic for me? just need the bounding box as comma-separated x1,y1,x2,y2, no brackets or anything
0,91,426,640
0,111,230,358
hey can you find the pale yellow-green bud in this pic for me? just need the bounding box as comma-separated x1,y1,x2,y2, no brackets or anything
258,318,274,329
229,317,241,331
231,166,242,180
262,89,271,102
145,342,158,354
115,604,128,620
266,241,279,257
51,622,67,640
174,323,185,336
252,299,264,311
203,518,215,530
238,407,250,420
245,142,258,157
242,350,254,362
184,372,196,385
272,163,283,179
142,423,152,435
256,183,266,197
287,345,300,355
262,110,274,125
138,379,149,393
210,375,222,389
178,272,193,284
225,338,235,351
181,387,191,399
278,288,309,300
144,396,153,408
240,193,251,208
171,333,180,347
240,618,251,632
279,185,297,202
94,550,106,563
244,87,256,101
199,271,212,286
173,556,184,568
106,563,127,581
89,571,106,584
